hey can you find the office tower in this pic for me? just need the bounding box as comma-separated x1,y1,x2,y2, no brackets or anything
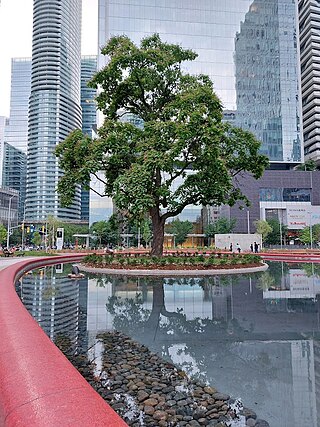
298,0,320,165
98,0,303,167
4,58,31,154
25,0,82,222
81,56,97,222
0,116,8,186
2,143,27,221
235,0,302,165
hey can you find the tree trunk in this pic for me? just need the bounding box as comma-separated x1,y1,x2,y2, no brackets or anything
150,208,165,255
145,281,185,334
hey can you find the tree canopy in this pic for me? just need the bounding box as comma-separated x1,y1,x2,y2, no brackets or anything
90,215,120,247
0,224,7,245
167,219,193,246
264,218,288,245
56,34,269,255
254,219,272,243
299,223,320,245
205,217,237,237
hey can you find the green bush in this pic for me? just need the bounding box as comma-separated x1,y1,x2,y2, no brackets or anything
83,251,262,269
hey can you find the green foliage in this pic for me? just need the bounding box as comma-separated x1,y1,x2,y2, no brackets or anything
56,34,268,255
295,159,317,171
301,263,320,277
254,220,272,241
205,217,236,237
10,228,22,246
0,224,7,244
129,216,152,247
264,219,288,245
83,252,262,268
32,231,42,247
90,214,120,246
299,223,320,245
40,216,89,247
167,219,193,245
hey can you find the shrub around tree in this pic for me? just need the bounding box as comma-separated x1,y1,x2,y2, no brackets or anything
56,34,268,255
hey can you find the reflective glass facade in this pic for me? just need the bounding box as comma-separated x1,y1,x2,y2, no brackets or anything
81,56,97,137
235,0,302,163
98,0,303,165
4,58,31,154
259,187,311,202
26,0,82,222
81,56,98,222
0,116,8,187
2,143,27,221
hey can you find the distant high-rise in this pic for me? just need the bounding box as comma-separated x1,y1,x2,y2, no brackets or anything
25,0,82,222
2,143,27,221
235,0,302,165
81,56,97,222
298,0,320,165
4,58,31,154
98,0,303,167
0,116,8,186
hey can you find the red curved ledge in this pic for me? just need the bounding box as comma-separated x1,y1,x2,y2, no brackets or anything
0,255,127,427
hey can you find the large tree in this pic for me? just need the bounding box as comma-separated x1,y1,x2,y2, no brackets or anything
56,34,268,255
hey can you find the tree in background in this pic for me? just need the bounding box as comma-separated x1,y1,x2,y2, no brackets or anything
90,214,120,247
129,217,152,248
31,231,42,247
264,218,288,245
167,219,193,246
254,220,272,246
205,217,236,238
56,34,268,255
295,159,317,171
0,224,7,246
299,224,320,245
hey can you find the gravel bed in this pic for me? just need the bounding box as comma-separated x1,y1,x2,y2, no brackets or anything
66,331,270,427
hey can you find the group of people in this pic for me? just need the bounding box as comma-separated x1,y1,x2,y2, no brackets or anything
229,241,259,253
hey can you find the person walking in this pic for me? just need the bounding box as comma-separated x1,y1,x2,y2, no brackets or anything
254,242,259,253
236,243,241,253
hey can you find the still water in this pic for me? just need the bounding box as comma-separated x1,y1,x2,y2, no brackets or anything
16,262,320,427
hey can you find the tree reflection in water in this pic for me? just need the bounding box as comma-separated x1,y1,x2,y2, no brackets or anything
104,275,278,389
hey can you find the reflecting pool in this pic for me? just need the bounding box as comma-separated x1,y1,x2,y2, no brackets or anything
16,261,320,427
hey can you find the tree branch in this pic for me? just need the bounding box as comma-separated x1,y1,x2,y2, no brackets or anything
92,172,107,185
88,186,108,198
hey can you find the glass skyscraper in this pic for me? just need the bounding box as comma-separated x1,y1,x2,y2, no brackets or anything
235,0,302,164
98,0,303,166
4,58,31,154
2,142,27,221
81,56,97,222
26,0,82,222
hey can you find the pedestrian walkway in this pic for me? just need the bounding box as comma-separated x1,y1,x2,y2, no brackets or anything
0,256,37,271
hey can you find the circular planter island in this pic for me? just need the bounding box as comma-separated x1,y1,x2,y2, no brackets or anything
79,252,268,276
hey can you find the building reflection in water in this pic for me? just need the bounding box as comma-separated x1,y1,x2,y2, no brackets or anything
18,264,88,354
17,262,320,427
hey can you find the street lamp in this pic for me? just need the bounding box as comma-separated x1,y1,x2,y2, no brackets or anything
6,195,14,249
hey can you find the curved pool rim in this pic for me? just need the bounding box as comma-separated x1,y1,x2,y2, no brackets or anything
0,254,127,427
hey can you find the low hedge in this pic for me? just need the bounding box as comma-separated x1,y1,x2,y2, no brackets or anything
83,252,262,269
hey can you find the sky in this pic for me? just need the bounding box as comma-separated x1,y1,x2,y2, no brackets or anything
0,0,98,117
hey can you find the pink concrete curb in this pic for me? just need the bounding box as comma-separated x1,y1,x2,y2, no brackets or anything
0,255,127,427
